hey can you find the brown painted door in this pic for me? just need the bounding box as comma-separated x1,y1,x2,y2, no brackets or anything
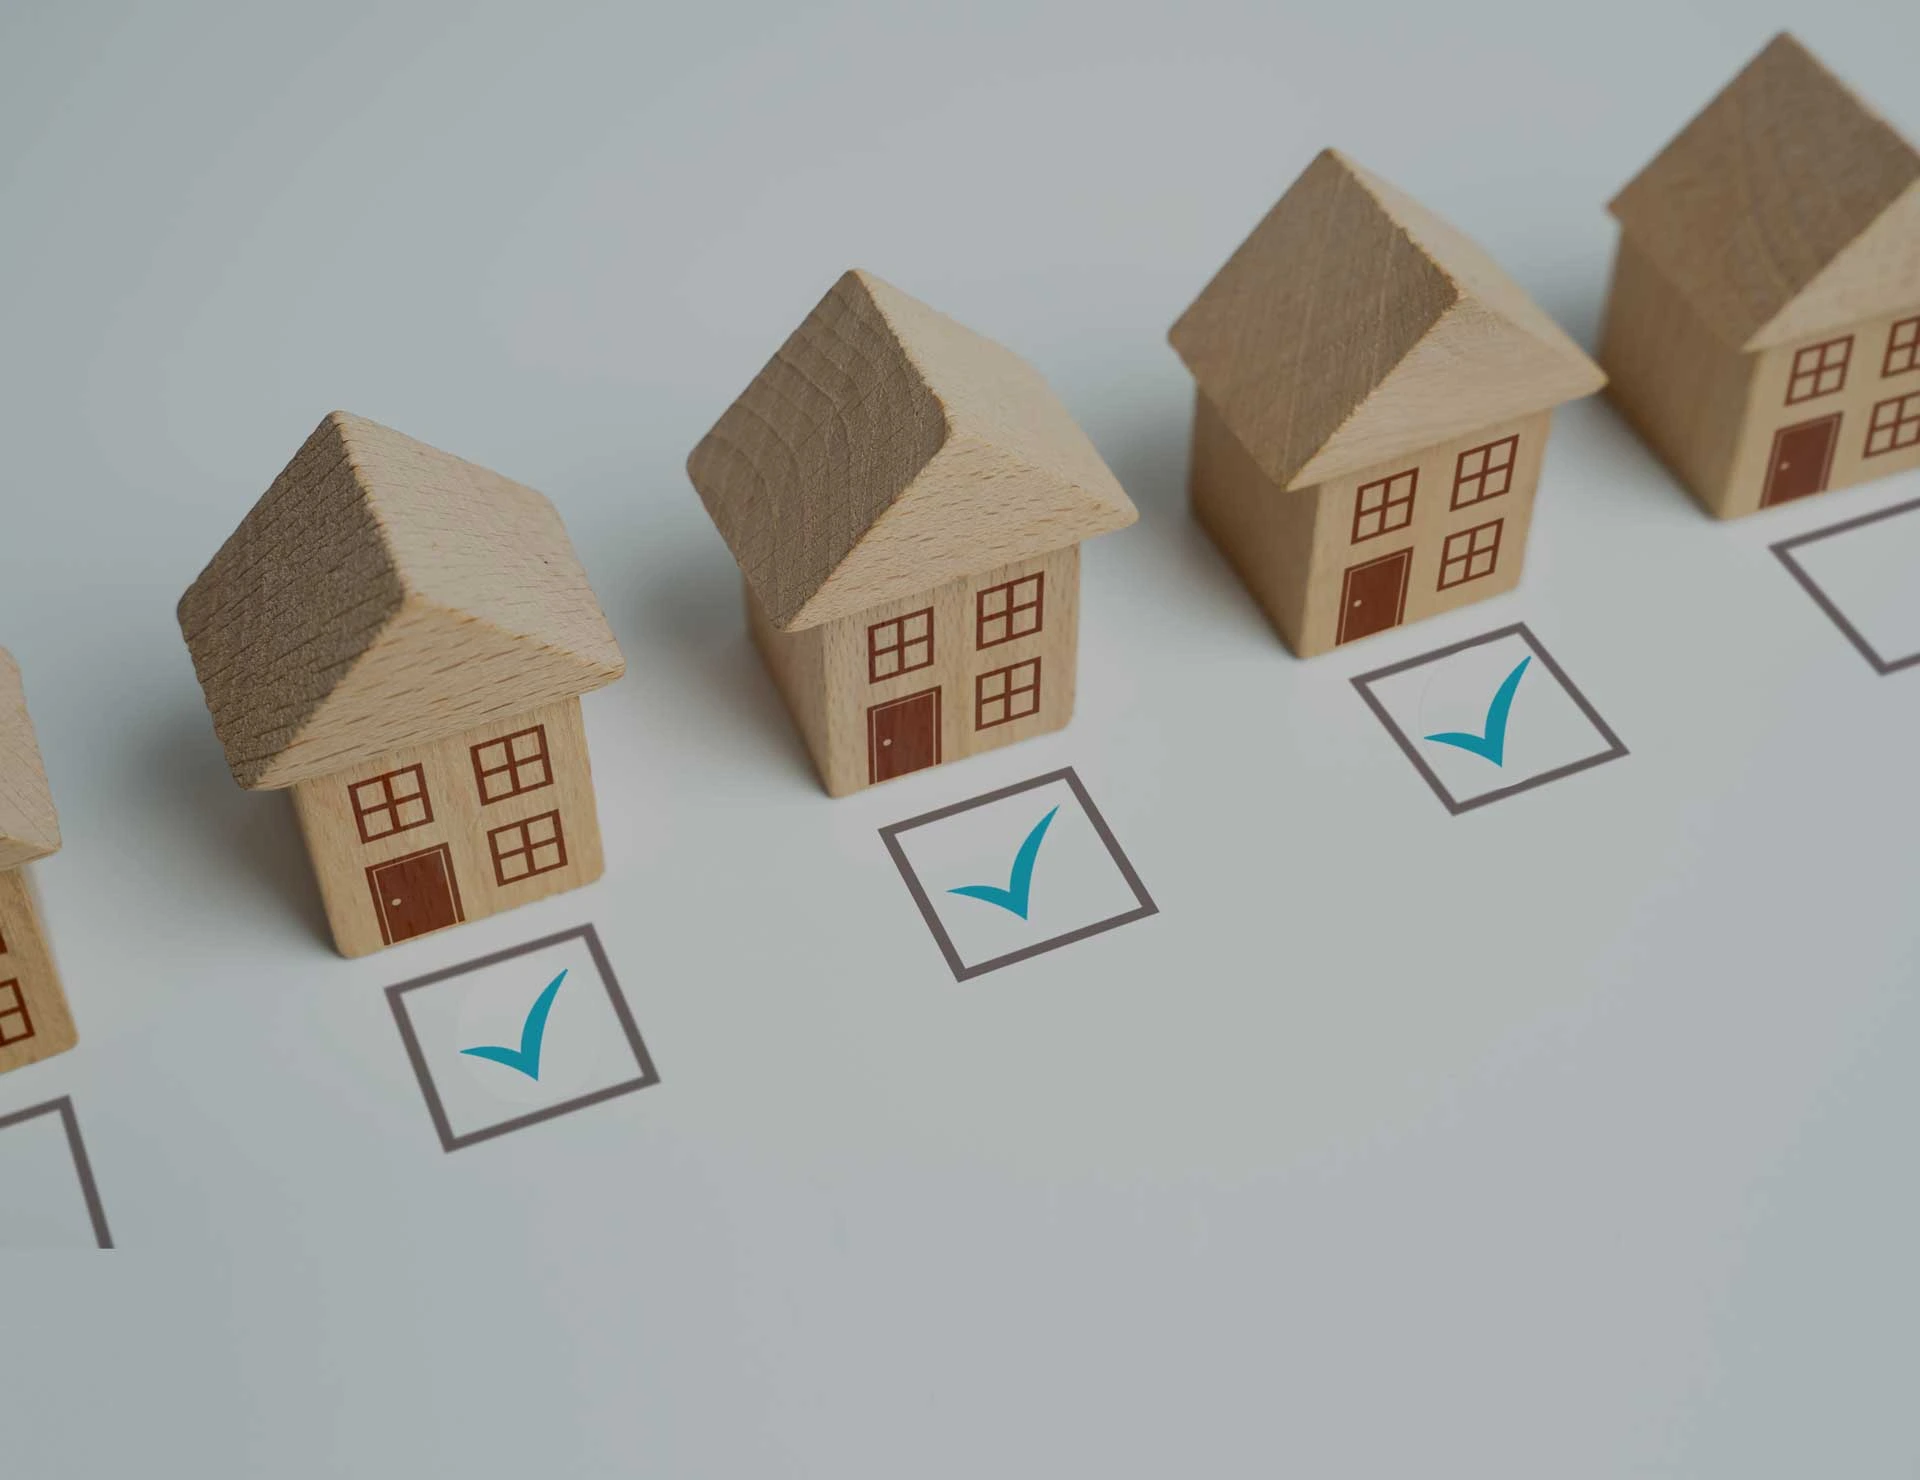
1337,549,1412,645
868,687,941,784
367,845,464,946
1763,415,1842,507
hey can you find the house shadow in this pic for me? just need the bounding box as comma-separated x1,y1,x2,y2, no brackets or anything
144,701,332,950
627,544,821,792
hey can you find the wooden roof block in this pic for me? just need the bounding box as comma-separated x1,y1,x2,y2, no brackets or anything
1170,150,1605,493
178,413,626,791
687,270,1138,631
1610,33,1920,351
0,648,60,870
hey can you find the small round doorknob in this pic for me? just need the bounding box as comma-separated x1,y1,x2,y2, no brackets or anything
882,738,892,746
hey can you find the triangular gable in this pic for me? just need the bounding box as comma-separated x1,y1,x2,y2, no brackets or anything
179,413,625,790
1610,33,1920,350
688,271,1136,631
1171,151,1604,492
0,649,60,870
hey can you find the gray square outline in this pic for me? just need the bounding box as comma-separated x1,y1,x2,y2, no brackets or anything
879,766,1158,982
0,1095,113,1248
385,923,660,1153
1349,621,1630,816
1771,494,1920,675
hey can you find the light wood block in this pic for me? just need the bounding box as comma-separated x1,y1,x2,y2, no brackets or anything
1604,33,1920,518
0,865,76,1075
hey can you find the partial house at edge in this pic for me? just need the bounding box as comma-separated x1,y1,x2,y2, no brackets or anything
0,647,77,1075
1170,149,1606,658
687,269,1138,797
1603,32,1920,518
178,413,626,957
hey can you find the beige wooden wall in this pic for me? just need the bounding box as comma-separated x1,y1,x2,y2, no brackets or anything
749,545,1081,797
0,864,76,1074
292,696,605,957
1723,305,1920,516
1191,390,1552,657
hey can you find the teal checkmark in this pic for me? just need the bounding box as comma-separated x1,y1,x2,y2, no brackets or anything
1424,655,1531,766
460,969,567,1080
948,806,1060,920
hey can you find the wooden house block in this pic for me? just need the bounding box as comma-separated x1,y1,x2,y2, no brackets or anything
178,413,626,957
688,270,1137,796
1169,150,1606,657
1602,33,1920,518
0,648,77,1075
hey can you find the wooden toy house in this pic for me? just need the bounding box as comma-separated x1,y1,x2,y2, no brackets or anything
687,270,1138,796
0,648,77,1075
1170,150,1607,656
1602,33,1920,518
179,413,626,957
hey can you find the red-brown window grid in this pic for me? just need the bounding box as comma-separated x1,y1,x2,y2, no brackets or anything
975,658,1042,730
976,574,1044,649
350,765,434,845
1864,392,1920,459
1351,468,1417,542
1437,518,1504,590
868,608,934,683
471,725,553,805
0,979,32,1047
1786,335,1853,404
1885,317,1920,379
1451,435,1519,510
488,810,569,887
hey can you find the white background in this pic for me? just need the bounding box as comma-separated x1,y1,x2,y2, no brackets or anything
2,2,1918,1475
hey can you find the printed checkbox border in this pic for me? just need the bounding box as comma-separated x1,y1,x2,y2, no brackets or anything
0,1095,113,1247
385,923,659,1153
879,766,1158,982
1771,494,1920,675
1350,622,1629,816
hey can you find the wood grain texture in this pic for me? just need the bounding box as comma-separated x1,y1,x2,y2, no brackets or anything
688,270,1135,631
1599,239,1757,514
1170,149,1604,493
292,697,605,957
0,648,59,870
747,546,1078,797
1609,32,1920,351
179,411,625,791
0,865,77,1076
1191,398,1553,657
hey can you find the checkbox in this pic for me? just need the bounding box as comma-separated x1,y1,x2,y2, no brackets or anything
880,767,1157,982
1773,494,1920,675
1351,622,1628,815
0,1096,112,1248
386,924,659,1153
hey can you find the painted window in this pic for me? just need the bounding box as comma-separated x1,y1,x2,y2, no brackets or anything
1352,468,1417,542
976,574,1044,649
975,659,1042,730
488,811,569,886
1864,392,1920,458
1451,435,1519,510
1438,518,1504,590
0,980,32,1046
1786,335,1853,404
1884,317,1920,379
350,765,434,844
471,726,553,805
868,608,934,683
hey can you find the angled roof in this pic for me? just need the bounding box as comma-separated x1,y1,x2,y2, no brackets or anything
0,649,59,869
687,270,1138,631
1610,33,1920,351
178,413,626,791
1169,149,1607,493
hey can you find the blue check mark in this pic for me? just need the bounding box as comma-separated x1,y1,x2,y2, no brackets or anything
1424,655,1531,766
460,969,567,1080
948,806,1059,920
